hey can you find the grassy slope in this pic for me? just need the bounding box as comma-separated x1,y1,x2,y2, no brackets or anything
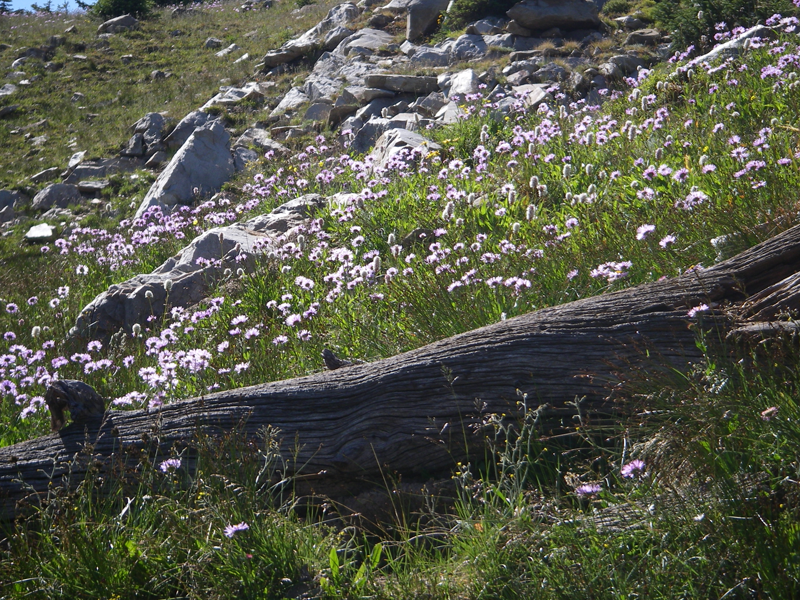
1,4,800,598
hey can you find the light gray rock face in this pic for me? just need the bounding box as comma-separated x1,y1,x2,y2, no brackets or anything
30,167,61,184
625,28,660,45
448,34,488,61
63,157,144,184
0,205,15,225
72,194,327,340
24,223,56,243
407,0,450,41
0,83,17,97
270,87,310,117
31,183,83,211
121,133,145,157
333,28,394,56
368,128,441,170
164,110,214,150
447,68,481,98
262,2,361,67
408,47,450,66
364,74,439,94
201,82,265,110
686,24,777,68
506,0,600,31
350,117,397,153
97,14,139,34
215,43,241,57
134,121,234,221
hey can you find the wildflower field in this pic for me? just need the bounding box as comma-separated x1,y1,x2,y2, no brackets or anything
2,4,800,598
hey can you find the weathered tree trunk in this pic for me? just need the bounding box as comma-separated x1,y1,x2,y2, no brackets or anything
2,223,800,519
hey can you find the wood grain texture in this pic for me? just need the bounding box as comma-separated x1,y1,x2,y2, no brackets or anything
2,222,800,519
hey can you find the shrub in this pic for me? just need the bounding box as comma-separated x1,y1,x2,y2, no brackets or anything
601,0,631,16
78,0,150,18
653,0,798,50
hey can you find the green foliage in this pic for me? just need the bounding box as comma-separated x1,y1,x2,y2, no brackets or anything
90,0,150,18
654,0,798,50
601,0,632,16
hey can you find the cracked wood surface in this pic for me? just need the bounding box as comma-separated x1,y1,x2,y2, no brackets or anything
1,222,800,518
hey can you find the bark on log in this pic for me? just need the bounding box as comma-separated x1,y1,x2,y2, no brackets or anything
3,222,800,519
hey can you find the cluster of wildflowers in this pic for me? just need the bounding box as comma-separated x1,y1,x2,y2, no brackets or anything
2,23,800,436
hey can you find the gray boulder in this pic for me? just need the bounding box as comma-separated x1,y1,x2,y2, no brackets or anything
72,194,327,340
0,189,28,210
0,83,17,97
364,74,439,94
609,54,645,75
614,15,645,29
133,112,169,146
30,167,61,184
24,223,57,243
63,157,144,184
164,110,214,150
134,121,234,220
333,28,394,56
506,0,600,31
408,47,450,66
270,87,310,117
686,24,777,68
121,133,145,157
204,37,224,49
202,81,265,110
32,183,83,211
97,14,139,34
233,146,260,171
448,34,488,61
368,128,441,170
446,68,481,98
466,17,506,35
625,28,661,45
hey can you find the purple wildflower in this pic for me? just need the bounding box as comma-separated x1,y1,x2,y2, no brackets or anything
621,459,646,478
224,522,249,538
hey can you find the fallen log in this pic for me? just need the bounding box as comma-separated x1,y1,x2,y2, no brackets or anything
3,222,800,520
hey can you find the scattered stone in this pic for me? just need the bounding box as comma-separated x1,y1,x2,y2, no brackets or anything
614,15,645,29
466,17,506,35
233,146,260,170
151,70,169,80
121,54,134,64
24,223,56,243
30,167,61,184
31,183,83,211
0,205,15,225
44,61,63,72
97,14,139,35
134,121,234,220
505,19,533,36
71,92,85,103
609,54,646,75
0,104,20,118
72,54,88,61
0,83,16,97
408,47,450,66
204,37,224,49
64,25,77,34
215,43,241,57
506,0,600,31
233,53,251,64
